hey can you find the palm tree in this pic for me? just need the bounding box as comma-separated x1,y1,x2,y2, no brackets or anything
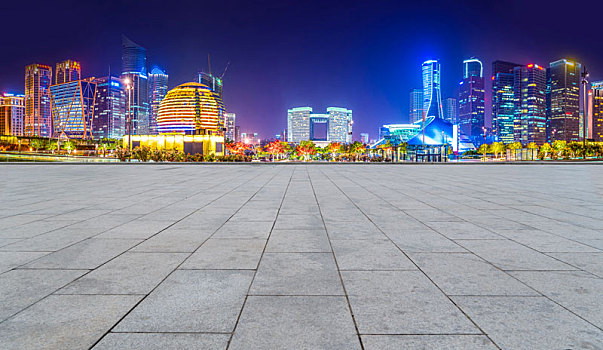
551,140,566,160
539,143,551,160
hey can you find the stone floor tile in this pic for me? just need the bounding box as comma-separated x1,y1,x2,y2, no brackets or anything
0,251,49,274
361,335,498,350
546,252,603,277
130,228,213,252
387,229,467,252
95,219,175,239
180,239,265,269
212,220,274,239
92,333,229,350
331,239,416,270
274,214,325,230
265,229,331,252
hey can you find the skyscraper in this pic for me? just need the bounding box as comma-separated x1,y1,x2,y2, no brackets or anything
49,80,97,139
121,35,149,135
547,59,581,143
55,60,81,85
0,93,25,136
360,133,369,144
458,58,485,142
492,60,521,144
198,72,223,100
591,81,603,142
444,97,458,124
24,64,53,137
422,60,443,119
514,64,547,145
224,112,236,140
409,88,423,123
287,107,312,142
327,107,353,143
148,67,168,135
93,76,126,139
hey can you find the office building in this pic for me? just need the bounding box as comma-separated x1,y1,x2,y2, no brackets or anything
0,93,25,136
360,133,369,144
287,107,312,143
224,112,236,140
198,72,223,99
328,107,353,143
514,64,547,145
148,67,169,135
24,64,53,137
287,106,353,143
49,80,97,139
492,61,521,144
422,60,443,119
591,81,603,141
121,35,149,135
444,97,457,124
55,60,81,85
547,59,581,142
458,58,485,142
235,125,241,142
93,76,126,139
409,88,424,123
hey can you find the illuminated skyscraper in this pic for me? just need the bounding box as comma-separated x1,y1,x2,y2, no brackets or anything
328,107,353,143
24,64,53,137
93,76,126,139
0,93,25,136
492,61,521,144
409,88,423,123
444,98,457,124
514,64,547,145
287,107,312,142
121,35,149,135
224,112,236,140
198,72,223,99
50,80,96,139
458,58,485,142
591,81,603,142
360,133,369,144
148,67,168,135
547,59,581,142
422,60,443,119
55,60,81,85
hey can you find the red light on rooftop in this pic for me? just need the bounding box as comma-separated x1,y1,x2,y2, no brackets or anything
527,64,534,68
491,76,495,80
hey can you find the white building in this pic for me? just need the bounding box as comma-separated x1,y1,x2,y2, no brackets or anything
224,112,236,141
287,106,353,143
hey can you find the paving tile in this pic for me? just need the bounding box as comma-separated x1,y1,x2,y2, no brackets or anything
547,252,603,277
331,239,416,270
180,239,265,269
387,229,467,252
0,251,49,274
495,229,600,253
229,296,361,350
453,296,603,349
265,229,330,252
93,333,229,350
250,253,344,295
361,335,498,350
114,270,253,332
95,219,175,239
342,271,479,334
326,223,387,240
0,294,142,350
274,214,325,230
0,228,97,252
0,238,21,248
212,220,274,239
130,228,213,252
58,252,188,295
426,221,502,239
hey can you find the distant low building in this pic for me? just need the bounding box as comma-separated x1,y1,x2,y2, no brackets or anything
0,93,25,136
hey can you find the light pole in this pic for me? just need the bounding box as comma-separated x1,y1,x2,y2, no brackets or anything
482,126,487,161
581,66,589,159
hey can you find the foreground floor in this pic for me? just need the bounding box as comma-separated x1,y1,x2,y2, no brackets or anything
0,164,602,349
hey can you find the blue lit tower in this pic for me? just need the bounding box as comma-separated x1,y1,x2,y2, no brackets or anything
120,35,149,135
422,60,443,119
514,64,547,145
93,76,126,139
547,59,581,143
492,61,521,144
148,67,169,135
458,58,485,143
409,88,423,123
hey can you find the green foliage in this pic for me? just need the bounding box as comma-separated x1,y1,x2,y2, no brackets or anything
133,146,151,162
115,147,130,162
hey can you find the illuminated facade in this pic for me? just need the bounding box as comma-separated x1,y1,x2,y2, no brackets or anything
422,60,443,119
55,60,81,84
49,80,97,139
224,112,236,140
328,107,353,143
93,76,126,139
310,114,329,141
444,97,457,124
360,133,369,144
0,93,25,136
547,59,581,142
24,64,53,137
148,67,169,135
287,107,352,143
157,82,224,134
121,35,149,135
458,58,485,142
287,107,312,142
124,134,224,156
514,64,547,145
409,88,423,123
492,61,520,144
591,81,603,142
198,72,223,99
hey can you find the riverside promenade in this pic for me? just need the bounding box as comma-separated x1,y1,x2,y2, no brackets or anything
0,164,601,349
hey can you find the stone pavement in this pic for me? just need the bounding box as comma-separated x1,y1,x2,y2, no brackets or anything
0,164,602,350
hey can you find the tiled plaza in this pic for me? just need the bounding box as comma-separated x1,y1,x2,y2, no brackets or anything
0,164,602,349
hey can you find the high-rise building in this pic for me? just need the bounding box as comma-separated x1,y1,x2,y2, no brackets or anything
409,88,424,123
234,125,241,142
514,64,547,145
492,61,521,144
422,60,443,119
24,64,53,137
547,59,581,143
49,80,97,139
444,97,458,124
93,76,126,139
591,81,603,142
55,60,81,85
0,93,25,136
148,67,168,135
287,107,312,142
327,107,353,143
458,58,485,142
198,72,223,99
360,133,369,144
121,35,149,135
224,112,236,140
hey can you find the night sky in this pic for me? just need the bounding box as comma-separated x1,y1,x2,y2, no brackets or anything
1,0,601,140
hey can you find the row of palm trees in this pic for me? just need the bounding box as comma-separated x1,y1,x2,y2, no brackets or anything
475,140,603,160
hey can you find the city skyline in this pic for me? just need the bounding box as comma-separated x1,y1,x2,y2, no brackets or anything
0,0,601,139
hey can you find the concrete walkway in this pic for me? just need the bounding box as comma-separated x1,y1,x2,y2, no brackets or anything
0,164,601,349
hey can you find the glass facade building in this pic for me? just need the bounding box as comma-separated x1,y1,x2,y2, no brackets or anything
492,61,520,144
148,67,169,135
458,58,485,142
24,64,53,137
55,60,81,85
547,59,581,142
591,81,603,142
93,76,126,139
444,97,457,124
409,88,424,123
121,36,149,135
0,93,25,136
287,107,352,143
224,112,236,141
514,64,547,145
422,60,443,119
49,80,97,139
